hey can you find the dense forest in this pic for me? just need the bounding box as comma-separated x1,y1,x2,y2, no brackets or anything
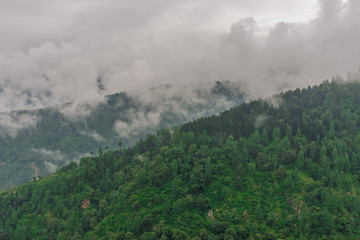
0,81,245,190
1,79,360,239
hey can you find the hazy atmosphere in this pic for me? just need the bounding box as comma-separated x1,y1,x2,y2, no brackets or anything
3,1,360,238
0,0,359,113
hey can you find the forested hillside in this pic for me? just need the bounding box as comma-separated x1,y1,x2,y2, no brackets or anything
0,81,245,190
1,80,360,239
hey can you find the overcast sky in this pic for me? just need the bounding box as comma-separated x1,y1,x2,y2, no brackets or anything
0,0,359,113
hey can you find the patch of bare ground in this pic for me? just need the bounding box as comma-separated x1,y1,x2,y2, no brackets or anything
30,162,39,177
81,199,90,209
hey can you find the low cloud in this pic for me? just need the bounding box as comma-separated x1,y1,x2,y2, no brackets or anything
264,95,283,108
79,130,105,142
113,81,246,141
0,112,38,138
0,0,359,117
32,147,86,172
32,148,67,172
255,114,269,128
56,96,105,121
114,111,161,139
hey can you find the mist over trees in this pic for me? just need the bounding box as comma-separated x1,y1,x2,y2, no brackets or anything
0,81,245,190
1,80,360,239
1,0,360,115
1,0,360,238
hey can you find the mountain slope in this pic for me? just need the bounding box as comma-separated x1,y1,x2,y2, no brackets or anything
1,80,360,239
0,81,245,190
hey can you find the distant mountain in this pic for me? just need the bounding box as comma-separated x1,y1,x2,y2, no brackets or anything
1,80,360,239
0,81,246,190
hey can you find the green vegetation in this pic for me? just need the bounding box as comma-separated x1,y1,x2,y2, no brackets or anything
1,79,360,239
0,81,245,190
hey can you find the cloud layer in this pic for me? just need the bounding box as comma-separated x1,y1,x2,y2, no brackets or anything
0,0,359,114
0,112,38,138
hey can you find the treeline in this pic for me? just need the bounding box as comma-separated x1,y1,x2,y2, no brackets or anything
1,80,360,239
0,82,246,190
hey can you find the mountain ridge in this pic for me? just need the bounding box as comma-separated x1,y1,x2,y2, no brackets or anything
1,79,360,239
0,81,246,190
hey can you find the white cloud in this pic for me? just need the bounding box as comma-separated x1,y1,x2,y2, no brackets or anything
32,148,67,172
79,130,105,142
31,147,87,173
255,114,269,128
0,0,359,117
0,112,38,138
113,81,247,141
56,96,105,121
114,111,161,138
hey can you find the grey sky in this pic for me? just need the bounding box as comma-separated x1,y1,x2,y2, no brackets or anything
0,0,359,113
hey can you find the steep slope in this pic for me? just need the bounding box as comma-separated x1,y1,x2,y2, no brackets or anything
0,81,245,190
1,80,360,239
